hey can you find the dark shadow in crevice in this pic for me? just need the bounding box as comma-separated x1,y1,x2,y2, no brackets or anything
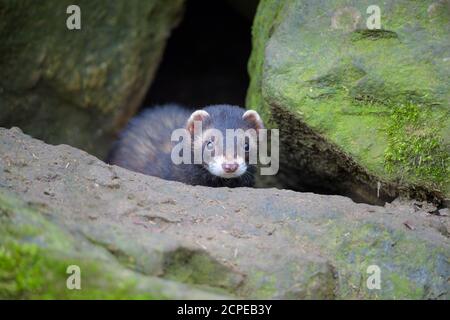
142,0,254,110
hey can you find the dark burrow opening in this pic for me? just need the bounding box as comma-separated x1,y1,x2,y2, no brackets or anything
141,0,256,109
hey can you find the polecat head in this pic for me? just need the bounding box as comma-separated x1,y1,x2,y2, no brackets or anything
186,105,264,179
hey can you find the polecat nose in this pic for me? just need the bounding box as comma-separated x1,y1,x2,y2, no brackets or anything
222,162,239,173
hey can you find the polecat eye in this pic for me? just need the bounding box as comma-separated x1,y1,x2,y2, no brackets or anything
244,142,250,152
206,140,214,150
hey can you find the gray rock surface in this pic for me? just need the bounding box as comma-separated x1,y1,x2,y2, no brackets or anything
0,0,184,159
0,127,448,299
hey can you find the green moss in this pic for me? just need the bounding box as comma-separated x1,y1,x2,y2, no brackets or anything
0,241,163,299
246,0,286,125
163,248,238,295
0,190,227,299
0,190,163,299
351,29,398,41
241,271,278,299
321,220,449,299
301,262,336,299
384,102,449,188
0,194,75,253
389,273,424,299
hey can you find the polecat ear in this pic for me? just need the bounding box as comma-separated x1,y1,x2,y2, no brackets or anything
242,110,264,131
186,110,210,135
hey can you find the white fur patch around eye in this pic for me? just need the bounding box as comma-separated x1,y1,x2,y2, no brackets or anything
206,155,247,178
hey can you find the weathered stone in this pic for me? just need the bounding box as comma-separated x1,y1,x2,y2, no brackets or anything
0,127,448,299
0,0,184,158
247,0,449,204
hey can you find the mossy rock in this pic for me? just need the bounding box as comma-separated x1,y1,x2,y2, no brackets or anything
0,127,449,299
0,0,184,158
247,0,449,204
0,189,229,299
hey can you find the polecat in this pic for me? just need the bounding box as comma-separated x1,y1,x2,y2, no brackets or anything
108,104,264,187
